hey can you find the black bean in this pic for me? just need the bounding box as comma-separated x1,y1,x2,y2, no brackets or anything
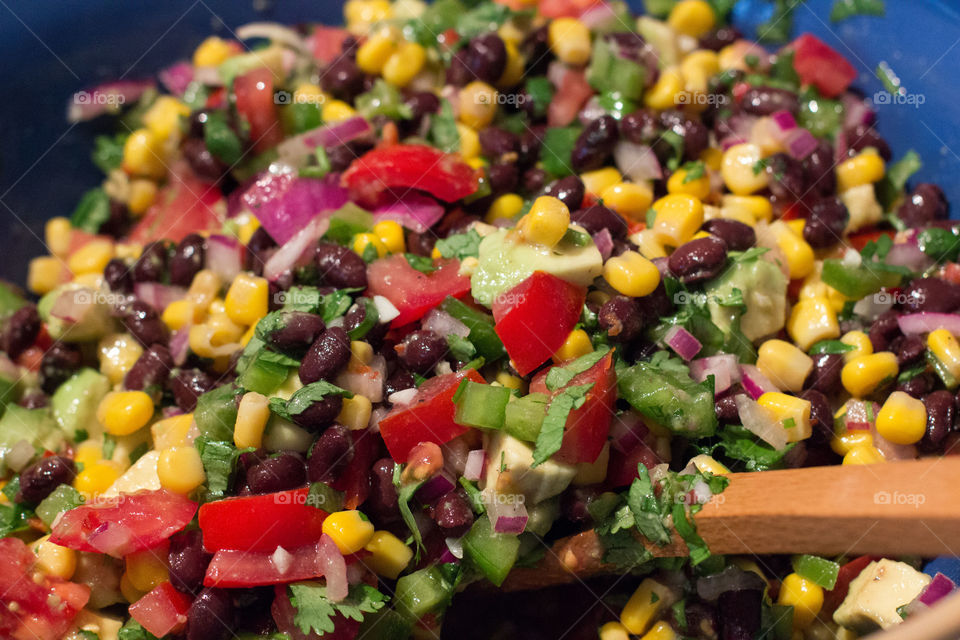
121,300,169,347
183,137,226,182
570,205,628,239
897,183,949,228
764,153,806,201
521,25,551,76
740,86,799,116
300,327,351,384
406,230,436,257
620,109,659,145
321,58,365,101
868,310,903,352
446,49,473,87
679,602,718,638
463,33,507,85
896,335,926,367
124,345,173,392
518,127,545,168
802,142,837,197
803,197,849,249
487,161,519,194
187,588,234,640
98,200,131,239
244,227,276,276
717,589,762,640
264,311,326,354
431,491,474,530
326,142,362,173
385,368,416,398
640,279,675,321
542,176,585,211
307,424,354,484
169,368,214,412
522,167,548,194
291,395,343,431
3,305,40,360
660,110,709,160
806,353,843,394
315,242,367,289
921,390,955,453
17,456,75,504
103,258,134,294
39,342,83,394
716,394,740,423
132,241,169,283
800,389,833,446
598,296,645,342
405,91,441,125
699,25,741,51
702,218,756,251
18,390,48,409
571,115,618,173
479,127,519,158
169,234,206,287
367,458,400,524
669,236,728,283
845,124,891,161
397,330,447,374
901,278,960,314
168,530,211,595
897,372,933,399
246,453,307,494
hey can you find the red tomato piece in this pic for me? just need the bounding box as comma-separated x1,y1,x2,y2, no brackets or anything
823,555,880,614
234,67,286,152
548,68,593,127
529,351,617,464
379,369,485,461
204,543,365,588
331,428,379,510
366,255,471,327
129,582,191,637
846,228,894,251
789,34,857,98
341,144,480,204
126,169,224,245
199,487,328,553
310,26,351,63
605,444,663,489
492,271,587,375
50,490,197,558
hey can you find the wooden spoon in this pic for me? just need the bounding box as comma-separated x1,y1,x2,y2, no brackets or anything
504,457,960,591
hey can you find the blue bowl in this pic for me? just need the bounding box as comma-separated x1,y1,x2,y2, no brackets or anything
0,0,957,284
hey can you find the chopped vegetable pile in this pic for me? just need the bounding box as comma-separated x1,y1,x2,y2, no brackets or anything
1,0,958,638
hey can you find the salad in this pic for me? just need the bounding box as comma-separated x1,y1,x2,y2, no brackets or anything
1,0,958,638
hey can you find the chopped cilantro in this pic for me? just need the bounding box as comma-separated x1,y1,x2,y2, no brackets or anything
404,253,437,274
545,346,610,391
92,133,127,174
447,334,477,362
809,339,856,355
288,582,388,636
102,433,116,460
393,463,426,557
285,381,354,418
429,99,460,153
531,383,594,466
435,229,482,261
194,438,244,500
70,188,112,233
680,161,706,183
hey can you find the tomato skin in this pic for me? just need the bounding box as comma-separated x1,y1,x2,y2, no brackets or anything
605,442,662,488
846,228,894,251
790,34,857,98
341,145,480,204
50,489,197,558
199,487,328,553
129,582,191,637
548,69,593,127
126,170,224,245
823,555,880,614
234,67,286,152
204,543,366,588
530,352,617,464
492,272,587,376
310,26,350,63
379,369,485,461
366,255,472,327
330,428,378,510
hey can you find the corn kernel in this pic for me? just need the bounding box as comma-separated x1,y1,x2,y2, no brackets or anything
35,537,77,580
840,330,873,362
927,328,960,379
207,312,246,345
344,0,392,31
97,391,155,436
240,323,257,348
143,96,190,140
651,194,704,247
459,81,498,130
518,196,570,248
680,49,720,95
644,67,685,110
721,143,768,195
193,36,235,66
157,446,205,494
293,83,328,107
383,41,426,88
599,621,631,640
690,454,729,476
604,250,661,297
843,443,885,465
641,622,679,640
125,547,169,592
457,122,482,160
495,371,526,392
74,460,123,497
756,340,813,392
123,128,166,179
770,221,814,280
669,0,716,37
831,429,873,456
498,39,525,87
127,179,158,216
621,578,671,635
700,147,723,171
151,414,195,450
876,391,927,445
787,297,840,351
758,392,812,442
29,255,67,296
187,269,222,310
581,167,623,198
67,239,114,276
161,299,201,331
553,329,593,363
338,395,373,430
322,100,356,122
548,17,591,66
349,341,374,370
836,151,885,193
778,573,823,630
45,217,72,257
364,530,413,579
98,333,145,386
353,232,388,259
631,229,668,260
373,220,406,254
486,193,525,223
601,182,654,221
74,442,103,468
356,34,397,74
841,352,899,397
323,510,375,554
721,194,772,222
666,167,711,200
120,573,146,604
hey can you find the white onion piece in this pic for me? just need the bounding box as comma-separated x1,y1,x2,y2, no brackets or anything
734,394,788,450
271,546,293,574
463,449,486,482
422,309,470,339
317,534,348,602
445,536,464,560
373,296,400,324
388,388,418,406
5,440,36,472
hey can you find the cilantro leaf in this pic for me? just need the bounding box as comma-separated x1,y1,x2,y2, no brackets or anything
289,582,388,635
436,229,483,261
809,339,856,355
92,133,127,173
393,463,426,558
285,381,354,417
447,334,477,362
627,465,672,545
681,161,706,183
531,383,594,466
545,346,610,391
672,502,711,565
429,99,460,152
194,438,244,500
404,253,437,274
70,188,112,233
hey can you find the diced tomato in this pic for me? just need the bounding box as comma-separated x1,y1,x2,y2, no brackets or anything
366,255,471,327
234,67,286,152
310,26,351,63
331,428,378,510
0,538,90,640
492,272,587,376
129,582,191,637
126,169,224,245
942,262,960,286
199,487,328,553
823,555,879,614
205,86,227,110
50,490,197,557
846,228,894,251
537,0,599,18
205,543,366,588
605,443,663,489
272,584,361,640
17,346,45,372
548,68,593,127
789,34,857,98
341,145,480,204
379,369,485,461
530,352,617,464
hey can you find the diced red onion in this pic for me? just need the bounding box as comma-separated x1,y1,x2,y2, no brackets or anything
5,439,36,472
442,437,470,476
169,330,190,367
88,521,134,556
720,135,748,150
205,235,245,285
372,191,445,234
853,292,893,321
162,406,185,419
192,65,223,86
844,400,873,431
872,428,916,461
159,62,194,96
770,110,797,131
416,471,456,504
241,172,348,245
613,141,662,182
387,388,418,407
919,573,957,606
438,547,459,564
735,394,788,450
739,364,779,400
263,215,331,281
610,411,650,453
422,309,470,339
236,22,310,55
372,295,400,324
275,117,372,167
579,1,619,28
444,536,464,561
334,354,386,403
783,128,819,159
689,354,741,394
487,492,528,534
316,534,348,602
50,287,97,324
134,282,187,313
842,93,876,129
67,79,156,122
664,326,702,361
897,313,960,336
592,228,614,261
0,355,18,383
723,113,758,142
463,450,486,482
885,242,933,272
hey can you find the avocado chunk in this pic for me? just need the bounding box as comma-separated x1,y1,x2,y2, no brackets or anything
0,405,63,453
705,255,787,341
834,559,931,633
40,285,117,343
52,368,111,441
483,431,576,504
0,281,27,320
0,357,21,414
471,228,602,307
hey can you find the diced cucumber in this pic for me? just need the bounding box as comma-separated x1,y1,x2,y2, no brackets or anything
0,405,62,452
194,385,243,441
52,368,111,440
394,566,456,622
503,393,549,442
454,381,511,430
462,515,521,587
35,485,83,527
356,608,413,640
